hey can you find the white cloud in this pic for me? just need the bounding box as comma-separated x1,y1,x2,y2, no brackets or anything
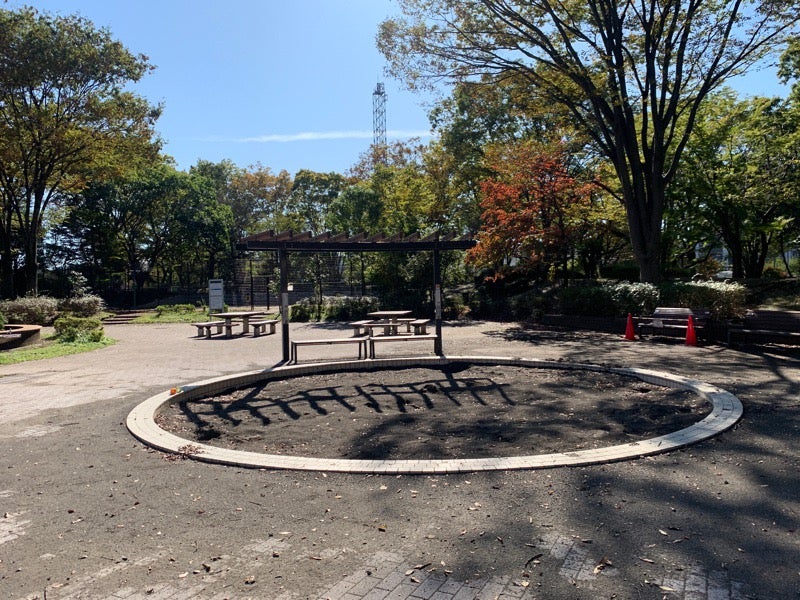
196,130,433,143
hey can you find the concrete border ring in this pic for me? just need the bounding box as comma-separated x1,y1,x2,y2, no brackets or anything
126,356,743,474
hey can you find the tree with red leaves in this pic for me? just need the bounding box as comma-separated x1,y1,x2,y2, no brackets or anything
467,142,597,282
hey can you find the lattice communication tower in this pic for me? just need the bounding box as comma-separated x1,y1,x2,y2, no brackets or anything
372,82,387,149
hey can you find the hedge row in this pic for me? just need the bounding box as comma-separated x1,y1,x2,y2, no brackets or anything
557,280,747,320
0,294,105,326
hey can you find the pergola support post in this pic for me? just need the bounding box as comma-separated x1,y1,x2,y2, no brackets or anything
279,246,290,363
433,245,443,355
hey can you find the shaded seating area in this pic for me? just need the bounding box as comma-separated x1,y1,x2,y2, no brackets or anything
235,230,476,363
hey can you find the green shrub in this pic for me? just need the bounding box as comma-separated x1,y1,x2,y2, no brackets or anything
53,316,104,343
155,303,197,316
605,281,660,316
558,284,617,316
0,312,5,329
290,296,380,322
509,290,548,320
322,296,379,321
58,294,105,317
443,292,470,320
657,281,746,319
0,296,59,325
289,300,313,322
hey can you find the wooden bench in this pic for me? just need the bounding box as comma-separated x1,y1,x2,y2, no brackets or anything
250,319,280,337
368,333,439,359
191,321,228,338
727,310,800,346
290,337,368,364
635,307,710,340
348,319,373,337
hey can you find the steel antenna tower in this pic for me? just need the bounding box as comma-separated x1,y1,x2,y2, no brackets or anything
372,82,387,162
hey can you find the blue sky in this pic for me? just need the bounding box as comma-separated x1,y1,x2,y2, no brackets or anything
17,0,435,176
14,1,793,177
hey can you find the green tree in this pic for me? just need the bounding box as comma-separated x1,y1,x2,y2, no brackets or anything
227,164,294,236
378,0,800,282
0,7,161,297
671,91,800,278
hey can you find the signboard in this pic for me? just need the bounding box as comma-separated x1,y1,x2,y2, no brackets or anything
208,279,225,311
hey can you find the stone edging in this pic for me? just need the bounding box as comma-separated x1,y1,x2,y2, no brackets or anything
126,356,743,474
0,324,42,349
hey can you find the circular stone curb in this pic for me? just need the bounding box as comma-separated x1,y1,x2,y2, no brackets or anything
126,356,743,474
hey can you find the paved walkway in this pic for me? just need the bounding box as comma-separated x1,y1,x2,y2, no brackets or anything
0,321,798,599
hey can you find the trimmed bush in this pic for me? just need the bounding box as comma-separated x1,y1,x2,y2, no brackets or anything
53,316,104,343
657,281,746,320
58,294,105,317
0,296,59,325
605,282,660,316
0,312,5,329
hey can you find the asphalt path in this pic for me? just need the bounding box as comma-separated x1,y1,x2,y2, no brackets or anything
0,321,797,599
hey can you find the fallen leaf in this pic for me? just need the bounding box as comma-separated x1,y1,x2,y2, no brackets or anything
659,529,668,536
659,585,676,592
639,557,654,564
593,557,613,574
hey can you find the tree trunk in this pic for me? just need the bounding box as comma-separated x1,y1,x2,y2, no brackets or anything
622,178,665,283
22,235,39,296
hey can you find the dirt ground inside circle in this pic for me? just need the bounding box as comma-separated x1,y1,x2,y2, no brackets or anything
155,363,710,459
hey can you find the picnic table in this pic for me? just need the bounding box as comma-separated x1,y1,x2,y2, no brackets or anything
210,310,267,337
366,310,412,335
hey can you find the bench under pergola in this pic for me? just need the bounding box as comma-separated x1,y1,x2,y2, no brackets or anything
236,230,476,363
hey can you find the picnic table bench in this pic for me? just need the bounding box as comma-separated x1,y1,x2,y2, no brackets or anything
250,319,280,337
726,309,800,346
635,307,710,339
191,320,239,338
349,319,373,336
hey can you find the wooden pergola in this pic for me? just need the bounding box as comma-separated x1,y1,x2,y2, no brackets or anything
236,230,477,362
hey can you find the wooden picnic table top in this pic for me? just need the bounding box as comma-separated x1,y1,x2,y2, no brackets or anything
367,310,412,320
210,310,267,319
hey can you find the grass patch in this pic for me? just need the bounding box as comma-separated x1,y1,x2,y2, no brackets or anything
0,336,116,365
132,309,209,324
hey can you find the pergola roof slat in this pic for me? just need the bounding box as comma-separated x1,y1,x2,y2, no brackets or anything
237,230,476,252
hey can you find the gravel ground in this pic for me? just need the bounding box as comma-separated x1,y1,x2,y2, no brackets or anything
0,320,797,599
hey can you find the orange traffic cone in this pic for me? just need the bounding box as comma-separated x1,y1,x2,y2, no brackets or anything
624,313,636,341
685,315,697,346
